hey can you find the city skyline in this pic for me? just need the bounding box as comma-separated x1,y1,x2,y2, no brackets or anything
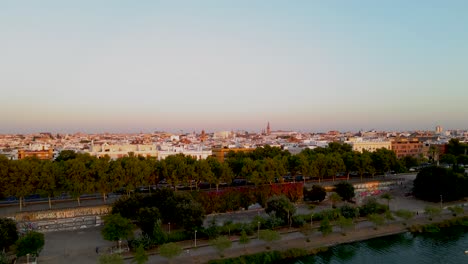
1,1,467,134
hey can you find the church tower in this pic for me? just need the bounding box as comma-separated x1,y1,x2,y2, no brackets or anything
266,122,271,135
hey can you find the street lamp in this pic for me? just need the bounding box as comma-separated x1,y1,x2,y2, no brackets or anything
194,230,197,248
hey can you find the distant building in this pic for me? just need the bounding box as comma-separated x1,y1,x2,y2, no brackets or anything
18,147,54,160
212,147,255,162
348,140,392,153
158,148,212,160
436,125,443,134
213,131,232,139
87,143,158,159
391,138,423,158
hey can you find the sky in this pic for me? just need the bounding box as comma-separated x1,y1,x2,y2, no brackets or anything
1,1,467,134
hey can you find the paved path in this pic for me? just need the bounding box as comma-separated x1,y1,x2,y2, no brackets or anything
40,226,114,264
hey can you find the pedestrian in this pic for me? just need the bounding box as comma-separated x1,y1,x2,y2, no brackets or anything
96,247,99,254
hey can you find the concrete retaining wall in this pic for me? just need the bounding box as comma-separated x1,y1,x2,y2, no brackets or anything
15,205,111,233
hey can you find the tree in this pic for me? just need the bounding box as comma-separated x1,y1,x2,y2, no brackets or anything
337,215,354,235
265,195,296,225
380,193,393,210
329,193,342,208
173,193,206,230
319,217,332,236
99,254,124,264
0,218,18,251
37,160,63,209
334,182,355,202
258,230,280,249
92,155,114,203
101,214,135,245
15,231,44,257
158,242,182,263
65,155,94,206
132,244,148,264
210,236,232,257
367,214,385,229
304,185,326,202
136,207,161,238
413,166,466,202
239,230,250,252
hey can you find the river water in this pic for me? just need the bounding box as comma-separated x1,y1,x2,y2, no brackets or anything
293,227,468,264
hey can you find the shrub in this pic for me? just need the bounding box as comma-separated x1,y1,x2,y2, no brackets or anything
292,215,306,228
339,204,359,219
359,197,387,217
263,215,284,230
281,248,309,259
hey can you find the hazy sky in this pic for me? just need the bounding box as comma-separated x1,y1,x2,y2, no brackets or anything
1,1,467,133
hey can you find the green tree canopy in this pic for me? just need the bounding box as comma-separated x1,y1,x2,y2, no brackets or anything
265,195,296,225
334,182,355,202
413,166,467,202
210,236,232,256
15,231,44,257
0,218,18,251
304,185,326,202
158,242,182,261
101,214,135,243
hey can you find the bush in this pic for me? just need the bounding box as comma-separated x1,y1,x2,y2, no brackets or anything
359,197,387,217
166,230,191,243
263,215,284,230
292,215,306,228
281,248,309,259
339,204,359,219
207,251,282,264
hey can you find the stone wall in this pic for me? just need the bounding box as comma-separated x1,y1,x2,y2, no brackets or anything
15,205,111,233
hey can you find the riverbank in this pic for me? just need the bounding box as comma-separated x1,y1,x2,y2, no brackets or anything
151,211,468,264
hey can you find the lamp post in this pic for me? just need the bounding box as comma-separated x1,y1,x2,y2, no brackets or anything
194,230,197,248
168,222,171,234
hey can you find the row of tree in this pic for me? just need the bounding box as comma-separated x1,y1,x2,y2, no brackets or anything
0,142,421,210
